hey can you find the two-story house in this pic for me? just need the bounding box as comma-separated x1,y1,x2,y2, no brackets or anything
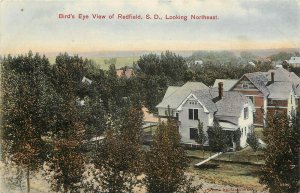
230,67,299,126
156,82,254,148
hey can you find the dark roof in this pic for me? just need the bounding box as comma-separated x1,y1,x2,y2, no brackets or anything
192,88,252,117
244,72,269,96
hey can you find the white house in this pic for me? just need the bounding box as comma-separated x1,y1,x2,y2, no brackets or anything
156,82,254,149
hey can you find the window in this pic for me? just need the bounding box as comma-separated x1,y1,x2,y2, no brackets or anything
189,109,198,120
190,128,198,140
242,84,249,89
244,107,249,119
175,112,179,120
247,96,254,103
165,109,173,116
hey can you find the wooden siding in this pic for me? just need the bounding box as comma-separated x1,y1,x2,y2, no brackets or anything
267,99,288,107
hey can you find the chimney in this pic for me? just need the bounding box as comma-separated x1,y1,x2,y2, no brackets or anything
271,72,275,83
218,82,223,99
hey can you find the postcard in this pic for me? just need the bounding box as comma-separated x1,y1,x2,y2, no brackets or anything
1,0,299,193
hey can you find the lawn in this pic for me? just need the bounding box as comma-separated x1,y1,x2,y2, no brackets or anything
254,127,264,140
187,145,266,191
188,159,266,191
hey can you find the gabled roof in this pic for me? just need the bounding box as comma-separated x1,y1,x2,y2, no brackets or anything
163,86,180,99
192,89,218,113
213,79,238,91
244,72,269,96
156,82,208,109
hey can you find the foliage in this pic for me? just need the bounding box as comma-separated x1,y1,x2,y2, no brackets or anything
195,119,207,145
207,121,230,152
44,53,87,193
144,119,191,193
259,113,300,193
1,51,53,192
85,106,144,193
247,132,259,152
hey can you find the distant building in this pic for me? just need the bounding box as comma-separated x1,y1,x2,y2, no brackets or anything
286,57,300,68
195,60,203,65
116,66,134,78
248,62,255,66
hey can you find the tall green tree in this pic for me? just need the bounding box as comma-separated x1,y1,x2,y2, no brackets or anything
1,52,53,193
144,120,189,193
207,121,229,151
45,53,87,193
84,105,144,192
259,113,300,193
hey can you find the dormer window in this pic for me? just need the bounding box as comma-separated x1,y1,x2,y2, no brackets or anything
242,84,249,89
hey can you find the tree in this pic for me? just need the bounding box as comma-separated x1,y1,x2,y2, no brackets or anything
45,53,86,193
144,119,190,193
1,52,53,193
259,113,300,193
84,105,144,192
195,119,207,145
207,121,229,151
247,132,259,152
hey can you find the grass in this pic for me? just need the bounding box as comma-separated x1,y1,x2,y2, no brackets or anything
143,125,157,134
187,146,264,164
188,159,266,191
254,127,264,140
48,57,140,70
187,143,266,191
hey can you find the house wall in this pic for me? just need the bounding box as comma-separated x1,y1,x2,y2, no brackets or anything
238,103,254,148
266,91,296,118
157,107,176,117
231,77,265,126
178,97,213,143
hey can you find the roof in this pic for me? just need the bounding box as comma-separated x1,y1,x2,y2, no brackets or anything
142,107,159,123
244,72,269,96
214,91,252,117
116,68,134,78
156,82,208,109
192,89,218,113
235,68,300,98
163,86,180,99
267,68,300,96
267,82,294,99
213,79,238,91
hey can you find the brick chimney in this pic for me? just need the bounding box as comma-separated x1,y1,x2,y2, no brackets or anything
271,72,275,82
218,82,223,99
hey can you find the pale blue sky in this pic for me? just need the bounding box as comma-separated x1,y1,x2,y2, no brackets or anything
1,0,299,54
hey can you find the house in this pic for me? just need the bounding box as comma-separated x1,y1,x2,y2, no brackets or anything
156,82,254,148
213,79,238,91
230,67,299,126
116,66,134,78
286,57,300,68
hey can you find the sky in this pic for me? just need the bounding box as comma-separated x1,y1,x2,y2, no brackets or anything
0,0,300,55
